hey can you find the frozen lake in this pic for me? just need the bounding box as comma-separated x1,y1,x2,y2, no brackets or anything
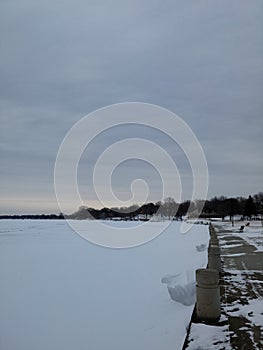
0,220,209,350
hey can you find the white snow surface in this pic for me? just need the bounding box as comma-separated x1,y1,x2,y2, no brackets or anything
0,220,209,350
186,322,231,350
225,298,263,328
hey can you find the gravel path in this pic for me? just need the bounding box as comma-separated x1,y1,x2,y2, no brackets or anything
184,222,263,350
217,224,263,350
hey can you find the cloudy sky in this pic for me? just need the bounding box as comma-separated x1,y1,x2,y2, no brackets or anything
1,0,262,214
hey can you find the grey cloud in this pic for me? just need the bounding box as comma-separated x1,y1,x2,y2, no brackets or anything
0,0,262,213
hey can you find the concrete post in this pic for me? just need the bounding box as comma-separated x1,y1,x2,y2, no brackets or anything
209,237,219,246
209,224,216,234
196,268,221,322
209,226,218,242
208,245,221,272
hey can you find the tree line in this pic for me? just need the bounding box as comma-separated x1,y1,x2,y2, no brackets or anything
0,213,65,220
1,192,262,221
68,192,263,221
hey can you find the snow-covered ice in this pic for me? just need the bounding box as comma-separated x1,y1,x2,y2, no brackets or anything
0,220,209,350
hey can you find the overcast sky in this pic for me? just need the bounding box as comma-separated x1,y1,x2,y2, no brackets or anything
1,0,262,214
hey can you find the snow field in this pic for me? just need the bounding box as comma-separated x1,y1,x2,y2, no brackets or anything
0,220,209,350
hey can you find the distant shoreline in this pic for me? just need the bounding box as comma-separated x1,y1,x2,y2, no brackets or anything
0,214,65,220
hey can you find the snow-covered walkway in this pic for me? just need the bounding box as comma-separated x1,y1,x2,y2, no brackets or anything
185,221,263,350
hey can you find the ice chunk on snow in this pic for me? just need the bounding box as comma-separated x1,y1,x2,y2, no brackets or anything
161,273,181,284
196,243,207,252
167,283,196,306
161,271,196,306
